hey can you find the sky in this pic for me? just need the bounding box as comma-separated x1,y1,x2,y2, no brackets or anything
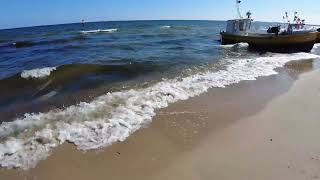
0,0,319,29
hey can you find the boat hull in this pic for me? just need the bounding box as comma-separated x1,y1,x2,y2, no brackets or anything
316,32,320,43
221,32,318,52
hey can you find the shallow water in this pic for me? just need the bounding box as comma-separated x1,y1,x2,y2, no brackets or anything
0,20,319,169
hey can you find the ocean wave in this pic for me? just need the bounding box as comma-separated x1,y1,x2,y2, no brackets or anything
219,43,249,49
311,43,320,53
17,62,160,80
80,29,118,34
0,52,318,170
157,38,192,45
21,67,57,79
110,44,135,51
0,62,166,114
313,43,320,49
0,62,163,89
160,26,171,29
173,26,192,30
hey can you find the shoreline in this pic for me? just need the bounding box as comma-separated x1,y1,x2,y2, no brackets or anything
0,59,317,180
150,68,320,180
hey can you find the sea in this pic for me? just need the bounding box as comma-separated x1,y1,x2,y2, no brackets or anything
0,20,319,169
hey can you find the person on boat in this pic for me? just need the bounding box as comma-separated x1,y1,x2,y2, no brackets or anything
81,19,85,30
267,26,280,35
287,24,293,34
246,11,252,19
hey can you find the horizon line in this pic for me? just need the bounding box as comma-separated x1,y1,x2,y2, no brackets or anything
1,19,319,31
2,19,225,30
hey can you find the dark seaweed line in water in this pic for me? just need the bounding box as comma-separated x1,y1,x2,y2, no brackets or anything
0,62,165,85
10,35,89,48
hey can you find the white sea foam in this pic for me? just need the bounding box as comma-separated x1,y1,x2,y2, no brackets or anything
21,67,57,79
313,43,320,49
160,26,171,29
311,43,320,53
80,29,118,34
1,52,319,170
220,42,249,49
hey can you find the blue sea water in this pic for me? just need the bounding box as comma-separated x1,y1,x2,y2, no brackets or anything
0,20,232,120
0,21,226,78
0,20,312,121
0,20,319,169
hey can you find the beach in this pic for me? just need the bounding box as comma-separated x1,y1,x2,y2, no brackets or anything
1,0,320,178
1,59,320,180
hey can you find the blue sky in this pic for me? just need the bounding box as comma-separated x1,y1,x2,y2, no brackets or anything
0,0,319,29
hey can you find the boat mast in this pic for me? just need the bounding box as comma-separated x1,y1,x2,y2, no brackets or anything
236,0,243,19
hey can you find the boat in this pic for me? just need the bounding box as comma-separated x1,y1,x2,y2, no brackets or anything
317,28,320,43
220,1,318,52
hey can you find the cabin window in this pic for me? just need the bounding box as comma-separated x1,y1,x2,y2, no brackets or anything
239,22,245,31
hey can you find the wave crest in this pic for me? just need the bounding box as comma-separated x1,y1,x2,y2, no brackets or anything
21,67,57,79
80,29,118,34
220,43,249,49
160,26,171,29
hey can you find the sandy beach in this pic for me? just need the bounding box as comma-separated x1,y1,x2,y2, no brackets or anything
1,0,320,179
1,60,320,180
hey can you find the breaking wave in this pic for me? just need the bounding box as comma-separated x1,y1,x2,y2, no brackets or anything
0,52,318,170
219,43,249,49
315,43,320,48
160,26,171,29
21,67,57,79
312,43,320,52
5,61,164,82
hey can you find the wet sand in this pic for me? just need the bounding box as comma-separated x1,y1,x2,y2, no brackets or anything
1,61,319,180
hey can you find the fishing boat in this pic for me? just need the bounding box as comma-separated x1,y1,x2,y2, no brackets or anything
220,0,318,52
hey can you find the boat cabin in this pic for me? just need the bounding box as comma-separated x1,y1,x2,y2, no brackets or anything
226,18,252,35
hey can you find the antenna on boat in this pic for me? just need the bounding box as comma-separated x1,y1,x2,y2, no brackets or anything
236,0,243,19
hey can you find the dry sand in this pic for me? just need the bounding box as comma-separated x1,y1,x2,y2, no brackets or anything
1,62,320,180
